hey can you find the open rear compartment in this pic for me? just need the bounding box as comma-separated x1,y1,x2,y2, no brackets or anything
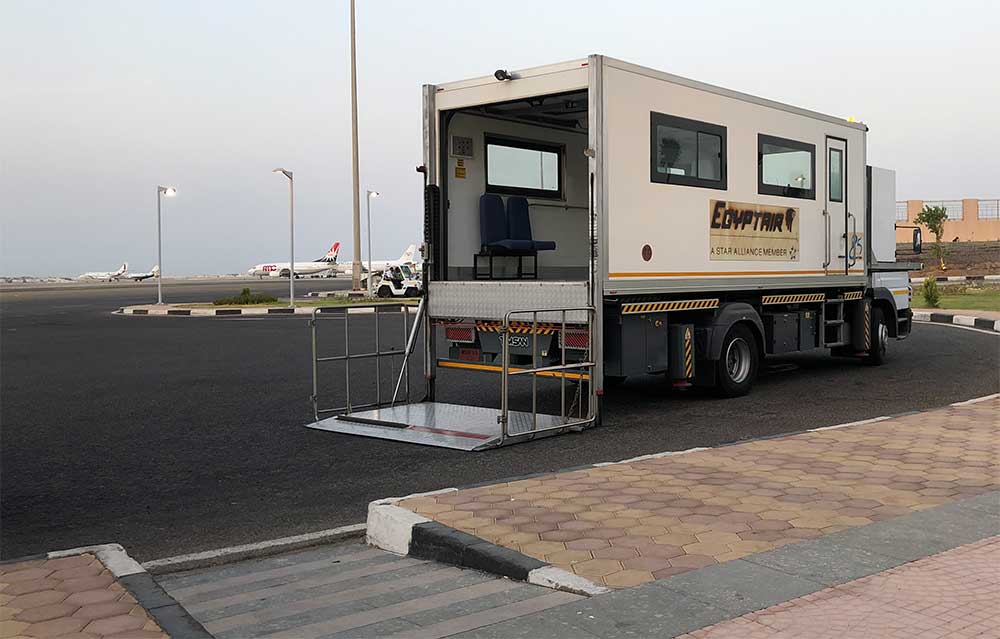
439,90,592,282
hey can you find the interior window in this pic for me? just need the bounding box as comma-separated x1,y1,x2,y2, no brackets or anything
650,112,727,189
759,134,815,199
829,147,843,202
485,136,562,199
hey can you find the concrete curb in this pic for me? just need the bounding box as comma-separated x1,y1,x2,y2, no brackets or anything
36,543,212,639
365,498,610,597
116,304,418,317
912,310,1000,333
142,523,367,574
911,274,1000,283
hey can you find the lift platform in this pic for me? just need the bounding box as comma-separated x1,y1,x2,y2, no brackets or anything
305,302,596,451
308,403,579,451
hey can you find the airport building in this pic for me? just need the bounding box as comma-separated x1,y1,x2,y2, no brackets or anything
895,198,1000,242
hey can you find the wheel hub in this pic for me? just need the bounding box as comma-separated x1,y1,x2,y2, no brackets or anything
726,338,751,384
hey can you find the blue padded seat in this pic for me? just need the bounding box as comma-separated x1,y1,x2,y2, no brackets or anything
506,197,556,251
479,194,508,249
479,194,535,254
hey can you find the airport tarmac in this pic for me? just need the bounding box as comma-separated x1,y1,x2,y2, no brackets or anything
1,278,998,561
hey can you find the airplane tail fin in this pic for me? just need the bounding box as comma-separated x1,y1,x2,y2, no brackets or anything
120,262,128,275
321,242,341,263
152,265,160,274
400,244,416,263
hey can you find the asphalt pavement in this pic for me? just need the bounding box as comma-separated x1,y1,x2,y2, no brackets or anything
2,279,997,561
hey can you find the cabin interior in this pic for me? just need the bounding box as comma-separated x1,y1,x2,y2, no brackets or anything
441,90,591,281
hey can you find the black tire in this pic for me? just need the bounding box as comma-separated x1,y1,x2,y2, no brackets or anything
714,323,759,397
865,306,888,366
376,286,392,298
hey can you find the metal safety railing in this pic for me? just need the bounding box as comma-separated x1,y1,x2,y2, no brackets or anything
310,299,425,421
498,306,597,447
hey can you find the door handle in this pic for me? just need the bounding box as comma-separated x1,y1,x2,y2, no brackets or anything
822,209,831,269
847,212,859,268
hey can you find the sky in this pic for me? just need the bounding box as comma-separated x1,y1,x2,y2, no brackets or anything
1,0,997,276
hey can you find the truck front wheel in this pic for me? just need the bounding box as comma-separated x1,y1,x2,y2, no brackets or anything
715,324,759,397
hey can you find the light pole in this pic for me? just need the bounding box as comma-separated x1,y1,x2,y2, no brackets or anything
273,168,294,308
156,186,176,305
349,0,363,291
366,190,379,295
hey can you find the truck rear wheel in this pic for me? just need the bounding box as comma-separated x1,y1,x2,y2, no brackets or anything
715,324,758,397
865,306,888,366
377,286,391,298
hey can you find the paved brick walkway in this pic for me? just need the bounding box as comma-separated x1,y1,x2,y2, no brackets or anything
0,553,167,638
399,397,999,588
679,535,1000,638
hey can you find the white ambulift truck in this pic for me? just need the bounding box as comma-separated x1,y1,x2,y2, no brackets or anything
308,55,914,450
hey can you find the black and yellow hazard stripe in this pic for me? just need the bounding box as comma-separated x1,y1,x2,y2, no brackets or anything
761,293,826,305
684,326,694,379
621,298,720,315
475,321,557,335
841,291,864,301
864,301,871,350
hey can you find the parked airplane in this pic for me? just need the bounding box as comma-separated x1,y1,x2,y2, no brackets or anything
247,242,340,279
127,265,159,282
78,263,127,281
335,244,419,277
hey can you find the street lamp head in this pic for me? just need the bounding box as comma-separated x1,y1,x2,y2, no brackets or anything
158,186,177,197
368,190,380,198
273,168,293,180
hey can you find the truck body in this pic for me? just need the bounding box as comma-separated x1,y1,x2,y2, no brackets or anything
422,55,911,399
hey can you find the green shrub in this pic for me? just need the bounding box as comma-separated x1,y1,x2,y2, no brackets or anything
213,287,279,306
921,279,940,308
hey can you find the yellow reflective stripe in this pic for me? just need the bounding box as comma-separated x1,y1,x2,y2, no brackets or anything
762,293,826,305
621,299,720,315
437,359,590,380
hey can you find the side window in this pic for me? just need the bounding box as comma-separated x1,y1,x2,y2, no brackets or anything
758,134,816,200
650,112,727,189
829,147,843,203
485,136,563,199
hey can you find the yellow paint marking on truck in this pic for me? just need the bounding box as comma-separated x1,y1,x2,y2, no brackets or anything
621,299,720,314
761,293,826,305
609,269,865,278
437,360,590,381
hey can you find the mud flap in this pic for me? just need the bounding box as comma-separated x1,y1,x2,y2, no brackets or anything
850,299,872,353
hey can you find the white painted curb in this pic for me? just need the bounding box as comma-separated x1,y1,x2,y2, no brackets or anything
912,311,1000,334
366,500,431,555
118,305,418,317
950,393,999,407
527,566,609,596
48,543,145,578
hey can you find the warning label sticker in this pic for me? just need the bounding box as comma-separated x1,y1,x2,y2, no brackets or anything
709,200,800,261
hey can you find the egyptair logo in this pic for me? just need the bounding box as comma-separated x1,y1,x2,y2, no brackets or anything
785,208,796,232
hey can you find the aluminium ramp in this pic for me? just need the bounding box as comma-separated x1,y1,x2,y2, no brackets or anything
305,402,578,451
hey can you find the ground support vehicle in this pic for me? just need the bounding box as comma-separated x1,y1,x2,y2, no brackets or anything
307,55,915,450
374,265,422,298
